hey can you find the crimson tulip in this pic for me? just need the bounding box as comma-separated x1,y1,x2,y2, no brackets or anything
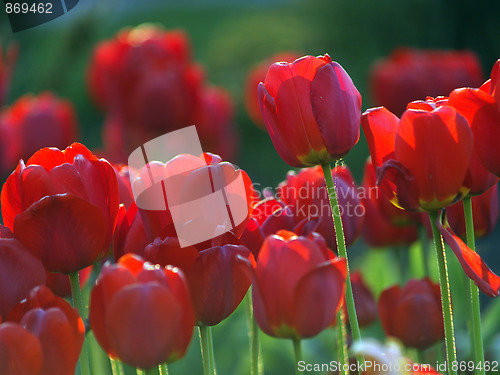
244,52,301,127
277,164,364,250
258,54,361,167
378,278,444,349
0,93,79,172
144,237,254,326
446,184,499,239
1,143,120,273
370,48,483,116
4,285,84,375
362,98,473,212
113,202,150,261
244,230,346,339
89,254,194,369
361,159,418,247
0,226,46,320
447,59,500,177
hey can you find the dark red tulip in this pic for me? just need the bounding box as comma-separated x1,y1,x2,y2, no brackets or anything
144,236,254,326
191,86,238,161
447,59,500,177
446,184,499,239
361,159,418,247
362,99,473,212
370,48,483,116
45,266,92,298
5,285,84,375
112,163,134,209
378,279,444,349
258,54,361,167
245,230,346,339
87,25,204,161
277,165,364,250
0,93,79,172
113,202,150,261
345,271,377,327
0,322,43,375
1,143,120,273
244,52,301,127
89,254,194,369
0,226,46,320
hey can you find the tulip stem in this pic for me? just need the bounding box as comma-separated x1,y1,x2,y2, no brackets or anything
199,325,216,375
159,363,169,375
110,358,125,375
463,196,485,375
245,290,262,375
140,366,160,375
336,309,349,375
69,271,91,375
321,163,363,361
292,338,302,375
428,211,457,375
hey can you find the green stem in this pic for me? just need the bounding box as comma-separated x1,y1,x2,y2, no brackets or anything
428,211,457,375
293,338,302,375
69,272,91,375
336,309,348,375
110,358,125,375
321,163,363,363
463,197,485,375
199,325,216,375
139,366,160,375
245,289,261,375
159,363,169,375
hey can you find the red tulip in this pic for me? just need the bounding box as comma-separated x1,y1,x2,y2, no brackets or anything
446,184,499,239
277,165,364,250
370,48,483,116
1,143,120,273
245,230,346,339
87,25,204,160
361,159,418,247
0,322,43,375
113,202,149,261
89,254,194,369
45,266,92,298
5,285,84,375
378,278,444,349
191,86,238,161
112,163,134,209
0,226,46,320
144,236,254,326
0,93,79,172
362,98,473,212
345,271,377,327
258,54,361,167
447,59,500,177
244,52,301,127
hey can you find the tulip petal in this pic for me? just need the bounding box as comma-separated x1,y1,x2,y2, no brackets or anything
437,212,500,297
25,147,65,170
293,257,346,338
377,159,420,211
258,83,303,166
0,323,43,375
14,194,109,273
361,106,398,167
311,62,361,159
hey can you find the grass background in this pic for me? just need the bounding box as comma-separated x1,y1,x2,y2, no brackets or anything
1,0,500,373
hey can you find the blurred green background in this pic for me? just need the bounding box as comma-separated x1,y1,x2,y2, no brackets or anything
1,0,500,373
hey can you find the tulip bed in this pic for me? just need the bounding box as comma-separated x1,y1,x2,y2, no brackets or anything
1,2,500,375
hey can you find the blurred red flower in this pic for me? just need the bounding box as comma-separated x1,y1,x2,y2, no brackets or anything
244,52,301,127
0,41,17,106
345,271,377,327
0,226,46,320
370,48,483,116
447,59,500,177
378,278,444,349
258,54,361,167
3,285,84,375
277,165,364,251
362,98,473,212
245,230,346,339
1,143,120,273
0,93,79,174
89,254,194,369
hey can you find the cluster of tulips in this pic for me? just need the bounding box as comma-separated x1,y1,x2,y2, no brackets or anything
0,24,499,375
